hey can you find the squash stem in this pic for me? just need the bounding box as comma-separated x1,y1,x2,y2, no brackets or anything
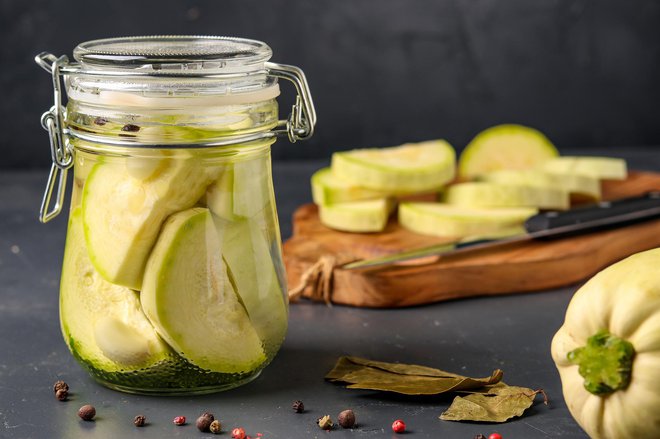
567,330,635,395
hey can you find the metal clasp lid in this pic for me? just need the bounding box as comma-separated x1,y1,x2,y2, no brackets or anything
34,43,317,223
266,62,317,143
35,53,73,223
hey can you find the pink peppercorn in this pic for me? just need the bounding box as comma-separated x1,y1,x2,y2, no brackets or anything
392,419,406,433
173,416,186,426
232,427,246,439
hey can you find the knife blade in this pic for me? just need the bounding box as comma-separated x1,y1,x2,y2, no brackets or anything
341,191,660,270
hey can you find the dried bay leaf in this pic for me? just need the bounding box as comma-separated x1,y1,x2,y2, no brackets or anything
344,369,504,395
325,356,361,381
440,385,548,422
340,356,462,378
326,356,547,423
325,356,503,395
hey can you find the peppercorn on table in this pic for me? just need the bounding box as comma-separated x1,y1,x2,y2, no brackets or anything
1,147,657,438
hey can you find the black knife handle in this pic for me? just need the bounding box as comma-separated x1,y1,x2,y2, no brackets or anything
524,191,660,239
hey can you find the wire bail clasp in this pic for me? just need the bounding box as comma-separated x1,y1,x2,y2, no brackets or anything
266,62,317,143
35,52,73,223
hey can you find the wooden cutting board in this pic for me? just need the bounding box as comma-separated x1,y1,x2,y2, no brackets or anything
282,171,660,307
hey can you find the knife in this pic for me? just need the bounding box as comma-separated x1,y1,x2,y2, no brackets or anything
342,191,660,270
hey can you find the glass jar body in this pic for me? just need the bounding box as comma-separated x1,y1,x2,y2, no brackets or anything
59,100,288,394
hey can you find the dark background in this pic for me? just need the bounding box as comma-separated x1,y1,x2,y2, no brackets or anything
2,0,659,169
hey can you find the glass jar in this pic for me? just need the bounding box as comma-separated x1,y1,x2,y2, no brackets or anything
35,36,316,394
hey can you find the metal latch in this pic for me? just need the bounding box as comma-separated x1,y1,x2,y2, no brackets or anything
35,53,73,223
266,62,317,143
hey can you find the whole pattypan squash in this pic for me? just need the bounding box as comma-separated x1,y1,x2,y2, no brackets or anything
552,248,660,439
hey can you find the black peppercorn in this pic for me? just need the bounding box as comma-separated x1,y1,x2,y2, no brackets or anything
55,389,68,401
121,124,140,132
337,409,356,428
94,117,107,126
78,404,96,421
292,400,304,413
196,412,215,432
474,435,488,439
134,415,146,427
53,380,69,393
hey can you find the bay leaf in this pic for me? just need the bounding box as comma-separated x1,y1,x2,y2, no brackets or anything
341,356,463,378
325,356,361,382
326,356,503,395
440,385,547,422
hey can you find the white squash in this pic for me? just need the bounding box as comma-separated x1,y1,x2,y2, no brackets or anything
551,248,660,439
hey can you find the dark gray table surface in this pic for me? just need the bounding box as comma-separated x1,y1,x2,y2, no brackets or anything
1,148,658,439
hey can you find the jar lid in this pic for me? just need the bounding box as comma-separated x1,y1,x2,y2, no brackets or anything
65,36,281,108
73,35,272,74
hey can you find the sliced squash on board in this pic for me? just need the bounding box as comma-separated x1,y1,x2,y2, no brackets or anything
319,199,394,232
483,169,601,201
459,124,559,179
331,140,455,192
311,167,390,205
443,182,569,210
542,156,627,180
399,202,536,238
